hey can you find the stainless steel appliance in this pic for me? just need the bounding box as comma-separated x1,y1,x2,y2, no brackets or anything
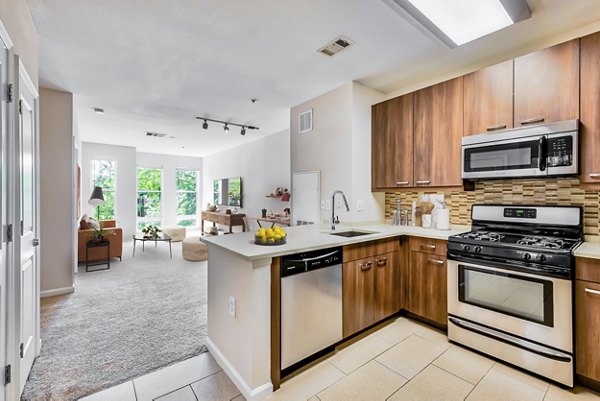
461,120,578,180
447,205,582,386
280,247,343,372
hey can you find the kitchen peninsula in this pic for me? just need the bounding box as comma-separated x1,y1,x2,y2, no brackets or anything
200,223,468,401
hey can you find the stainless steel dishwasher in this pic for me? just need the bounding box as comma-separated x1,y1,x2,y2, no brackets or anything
280,247,343,372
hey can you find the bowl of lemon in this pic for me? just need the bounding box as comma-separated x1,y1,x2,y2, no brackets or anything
255,226,287,246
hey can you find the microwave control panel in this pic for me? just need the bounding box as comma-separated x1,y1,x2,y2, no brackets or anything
547,136,573,167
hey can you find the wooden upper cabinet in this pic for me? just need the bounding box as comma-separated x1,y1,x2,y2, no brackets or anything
414,77,463,187
580,32,600,184
514,39,579,126
371,94,414,190
463,60,514,136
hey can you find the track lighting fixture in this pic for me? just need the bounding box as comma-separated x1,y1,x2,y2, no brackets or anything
196,116,259,136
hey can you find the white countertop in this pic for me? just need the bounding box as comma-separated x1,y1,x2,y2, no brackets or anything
200,223,470,261
574,240,600,260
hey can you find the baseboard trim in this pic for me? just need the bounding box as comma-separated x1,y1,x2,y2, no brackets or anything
206,337,273,401
40,286,74,298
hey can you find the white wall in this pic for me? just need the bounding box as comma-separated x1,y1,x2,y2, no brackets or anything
81,142,137,238
136,152,202,226
39,88,74,294
202,129,291,232
0,0,38,85
290,83,384,225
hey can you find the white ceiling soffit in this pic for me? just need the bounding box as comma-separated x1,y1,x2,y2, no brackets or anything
27,0,600,157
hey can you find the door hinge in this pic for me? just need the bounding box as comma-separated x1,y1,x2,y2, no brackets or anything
4,365,10,385
7,83,13,103
19,343,24,359
18,99,22,115
5,224,12,243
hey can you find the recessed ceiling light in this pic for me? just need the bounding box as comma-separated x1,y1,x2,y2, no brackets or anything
92,107,105,114
390,0,531,47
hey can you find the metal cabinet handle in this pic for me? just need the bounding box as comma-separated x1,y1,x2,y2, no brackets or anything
486,123,507,131
589,173,600,178
585,288,600,296
420,244,436,249
416,180,431,185
375,257,387,266
396,181,409,185
428,257,444,265
520,116,544,125
360,261,373,271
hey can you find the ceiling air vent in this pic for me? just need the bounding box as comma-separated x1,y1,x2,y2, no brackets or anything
318,36,355,57
146,131,168,138
298,109,313,134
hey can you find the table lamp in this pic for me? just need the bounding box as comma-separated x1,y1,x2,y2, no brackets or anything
88,186,105,220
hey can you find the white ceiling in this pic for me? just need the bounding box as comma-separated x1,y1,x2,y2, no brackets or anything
27,0,600,157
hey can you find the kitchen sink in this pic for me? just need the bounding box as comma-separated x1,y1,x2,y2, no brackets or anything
329,230,377,238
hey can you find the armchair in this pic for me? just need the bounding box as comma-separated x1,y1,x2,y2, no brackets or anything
78,219,123,262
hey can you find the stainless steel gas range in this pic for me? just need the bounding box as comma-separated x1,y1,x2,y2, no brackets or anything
447,205,582,387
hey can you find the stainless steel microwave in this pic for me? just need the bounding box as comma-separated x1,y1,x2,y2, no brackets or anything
461,120,579,180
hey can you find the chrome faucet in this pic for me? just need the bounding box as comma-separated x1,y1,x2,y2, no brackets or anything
331,190,350,230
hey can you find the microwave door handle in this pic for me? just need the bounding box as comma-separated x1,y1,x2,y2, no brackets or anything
538,137,547,171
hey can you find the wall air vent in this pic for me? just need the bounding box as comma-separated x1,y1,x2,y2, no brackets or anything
145,132,168,138
298,109,313,134
318,36,354,57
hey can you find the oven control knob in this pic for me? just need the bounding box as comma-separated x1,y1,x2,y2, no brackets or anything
463,245,470,252
474,246,482,253
523,253,532,261
538,254,547,262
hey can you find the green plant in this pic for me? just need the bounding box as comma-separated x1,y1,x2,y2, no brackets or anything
142,224,161,237
92,226,115,242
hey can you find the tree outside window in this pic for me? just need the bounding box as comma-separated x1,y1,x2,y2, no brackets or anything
176,170,198,226
91,160,116,220
137,167,162,229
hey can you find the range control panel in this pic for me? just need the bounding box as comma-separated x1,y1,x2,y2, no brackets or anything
504,208,537,219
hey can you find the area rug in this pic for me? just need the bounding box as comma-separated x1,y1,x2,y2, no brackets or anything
21,240,208,400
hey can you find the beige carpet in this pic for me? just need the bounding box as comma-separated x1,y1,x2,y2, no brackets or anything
21,240,208,400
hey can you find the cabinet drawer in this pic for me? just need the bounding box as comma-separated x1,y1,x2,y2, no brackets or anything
343,237,400,262
576,257,600,283
409,237,447,256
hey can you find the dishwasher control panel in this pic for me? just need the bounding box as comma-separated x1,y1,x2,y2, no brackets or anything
281,247,343,277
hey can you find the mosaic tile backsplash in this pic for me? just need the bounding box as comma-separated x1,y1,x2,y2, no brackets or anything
384,178,600,237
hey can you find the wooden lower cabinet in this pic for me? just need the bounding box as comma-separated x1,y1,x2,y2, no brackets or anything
576,279,600,382
408,251,447,326
343,251,401,337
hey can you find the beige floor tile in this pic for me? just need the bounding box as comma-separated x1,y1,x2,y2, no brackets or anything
544,384,600,401
134,353,221,401
231,395,247,401
80,381,137,401
317,361,407,401
432,345,495,384
414,323,451,345
307,397,320,401
493,362,550,392
372,317,422,345
375,334,449,379
190,371,241,401
155,385,197,401
466,364,547,401
388,365,474,401
265,361,345,401
328,335,393,374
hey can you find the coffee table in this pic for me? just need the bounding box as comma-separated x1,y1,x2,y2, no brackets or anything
133,233,172,258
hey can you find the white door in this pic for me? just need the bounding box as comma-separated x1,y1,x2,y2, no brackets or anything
291,171,320,225
15,59,38,394
0,34,8,401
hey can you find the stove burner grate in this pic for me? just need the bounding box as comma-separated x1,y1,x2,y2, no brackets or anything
516,236,566,249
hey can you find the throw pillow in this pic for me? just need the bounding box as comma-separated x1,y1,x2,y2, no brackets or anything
88,217,100,230
79,214,90,229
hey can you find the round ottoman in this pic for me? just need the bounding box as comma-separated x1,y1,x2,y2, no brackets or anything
182,237,208,261
162,226,186,242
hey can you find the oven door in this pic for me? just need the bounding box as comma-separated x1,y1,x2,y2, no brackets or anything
447,259,572,352
462,135,547,179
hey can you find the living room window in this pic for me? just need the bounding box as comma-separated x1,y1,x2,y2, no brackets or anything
91,159,116,220
176,170,199,226
137,167,162,229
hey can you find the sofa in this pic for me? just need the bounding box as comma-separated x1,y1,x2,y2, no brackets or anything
78,219,123,262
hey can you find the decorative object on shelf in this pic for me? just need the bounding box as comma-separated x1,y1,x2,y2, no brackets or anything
196,116,259,136
266,186,291,201
225,209,232,215
88,186,104,220
141,224,161,239
206,204,218,212
261,208,267,218
281,188,290,202
283,208,291,217
254,226,287,246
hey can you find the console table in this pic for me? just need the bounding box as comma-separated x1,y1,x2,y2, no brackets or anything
201,211,246,235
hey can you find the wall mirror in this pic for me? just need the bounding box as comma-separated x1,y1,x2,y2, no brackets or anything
213,177,242,207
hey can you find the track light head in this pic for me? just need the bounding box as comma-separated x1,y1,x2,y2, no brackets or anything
240,127,247,136
202,119,208,130
224,124,229,133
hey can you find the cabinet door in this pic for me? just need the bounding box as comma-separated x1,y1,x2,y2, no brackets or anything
580,32,600,184
514,39,579,126
408,251,448,325
373,252,401,322
464,60,514,136
343,257,374,337
576,280,600,381
371,94,414,190
414,77,463,187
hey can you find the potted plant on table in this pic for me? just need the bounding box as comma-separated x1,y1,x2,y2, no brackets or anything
142,224,161,239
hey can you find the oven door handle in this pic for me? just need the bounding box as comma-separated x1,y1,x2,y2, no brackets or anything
448,316,572,363
538,136,547,171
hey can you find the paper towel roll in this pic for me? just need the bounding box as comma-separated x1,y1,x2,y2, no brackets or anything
437,209,450,230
